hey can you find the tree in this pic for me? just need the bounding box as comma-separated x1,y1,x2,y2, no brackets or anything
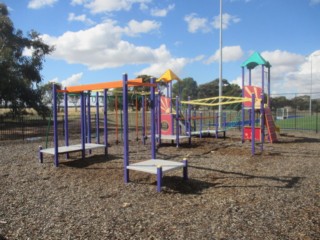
39,83,63,115
172,77,198,101
270,96,289,111
0,3,54,117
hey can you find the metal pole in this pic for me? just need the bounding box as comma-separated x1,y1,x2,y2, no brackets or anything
150,78,156,159
218,0,223,128
310,57,312,116
123,74,129,183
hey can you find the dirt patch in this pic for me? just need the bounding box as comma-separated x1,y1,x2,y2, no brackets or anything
0,130,319,239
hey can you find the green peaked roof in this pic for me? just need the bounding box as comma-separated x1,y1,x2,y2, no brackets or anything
241,51,271,69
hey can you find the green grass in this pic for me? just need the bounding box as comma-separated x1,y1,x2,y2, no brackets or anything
275,114,320,131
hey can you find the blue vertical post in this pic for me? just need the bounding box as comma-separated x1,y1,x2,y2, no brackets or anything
188,98,191,145
87,91,92,155
157,166,163,192
268,67,271,108
158,91,162,145
52,84,59,167
249,69,252,86
84,94,87,143
215,112,219,139
123,74,129,183
80,92,86,160
38,146,43,163
241,67,245,143
200,112,203,138
261,65,265,96
87,91,91,144
103,89,108,156
64,88,69,159
96,92,100,144
175,96,179,148
183,158,188,180
150,78,156,159
251,94,255,156
184,109,188,133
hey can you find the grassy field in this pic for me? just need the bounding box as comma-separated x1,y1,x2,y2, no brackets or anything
275,114,320,132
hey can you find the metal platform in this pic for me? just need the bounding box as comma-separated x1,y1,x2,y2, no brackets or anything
127,159,185,174
40,143,106,155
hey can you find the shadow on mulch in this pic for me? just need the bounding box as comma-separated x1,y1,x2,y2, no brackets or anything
190,165,303,189
61,154,117,168
279,134,320,144
161,176,218,195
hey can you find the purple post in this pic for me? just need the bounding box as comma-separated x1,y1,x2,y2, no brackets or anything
175,96,179,148
158,91,161,145
87,92,92,145
64,88,69,159
261,65,265,96
103,89,108,156
150,78,156,159
268,67,271,108
251,94,255,156
241,67,245,143
249,69,252,86
39,146,43,163
200,112,203,138
187,97,191,145
52,84,59,167
183,158,188,180
80,92,86,160
260,92,265,152
157,166,163,192
123,74,129,183
84,94,87,143
96,92,100,144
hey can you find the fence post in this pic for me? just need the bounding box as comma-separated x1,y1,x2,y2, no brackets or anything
21,116,25,141
316,110,318,134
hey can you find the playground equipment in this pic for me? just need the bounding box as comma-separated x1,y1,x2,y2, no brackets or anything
154,70,191,147
241,52,278,146
123,74,188,192
38,79,143,167
38,74,188,192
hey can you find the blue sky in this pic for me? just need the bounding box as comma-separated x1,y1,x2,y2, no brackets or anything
3,0,320,96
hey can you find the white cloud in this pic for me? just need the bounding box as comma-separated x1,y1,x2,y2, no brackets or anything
83,0,152,14
212,13,241,29
310,0,320,5
206,46,244,64
125,20,161,36
136,55,202,78
150,4,175,17
230,50,320,95
184,13,210,33
28,0,58,9
70,0,86,5
136,57,189,78
61,73,83,87
68,13,95,25
41,19,182,72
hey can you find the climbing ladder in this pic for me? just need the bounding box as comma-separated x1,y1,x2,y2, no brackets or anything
264,107,278,143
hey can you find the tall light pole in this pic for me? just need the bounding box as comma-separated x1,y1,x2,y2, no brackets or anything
218,0,223,127
310,56,313,116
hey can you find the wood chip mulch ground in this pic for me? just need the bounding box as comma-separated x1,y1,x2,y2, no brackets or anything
0,130,319,239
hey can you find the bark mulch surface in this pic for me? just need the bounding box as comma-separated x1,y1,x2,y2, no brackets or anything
0,130,319,239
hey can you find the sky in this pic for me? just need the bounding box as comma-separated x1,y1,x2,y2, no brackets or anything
2,0,320,97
